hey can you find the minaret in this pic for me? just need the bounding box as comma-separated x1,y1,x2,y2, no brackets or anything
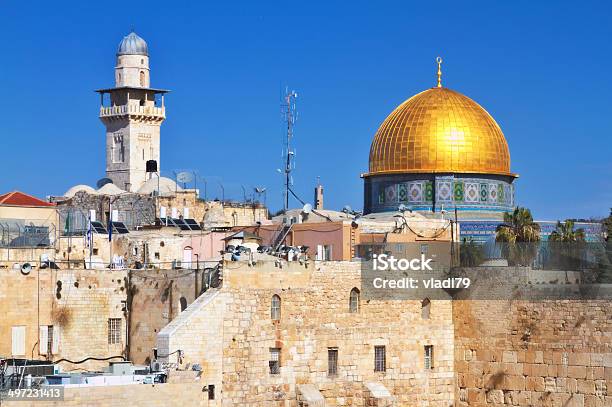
96,31,169,192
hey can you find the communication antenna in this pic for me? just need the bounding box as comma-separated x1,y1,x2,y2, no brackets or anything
281,88,298,212
176,171,193,189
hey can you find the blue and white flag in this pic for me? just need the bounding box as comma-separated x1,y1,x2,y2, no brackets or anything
86,214,92,248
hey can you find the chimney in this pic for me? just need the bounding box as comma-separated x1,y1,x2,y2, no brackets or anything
314,178,324,210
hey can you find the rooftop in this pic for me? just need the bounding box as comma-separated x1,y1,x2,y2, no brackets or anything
0,191,55,207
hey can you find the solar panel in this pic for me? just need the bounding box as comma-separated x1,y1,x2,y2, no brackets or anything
112,222,129,234
172,218,191,231
90,221,107,234
158,217,175,226
185,219,202,231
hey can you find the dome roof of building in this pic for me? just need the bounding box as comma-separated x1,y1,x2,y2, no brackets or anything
97,183,126,196
64,184,97,198
117,31,148,56
368,87,514,177
137,177,183,196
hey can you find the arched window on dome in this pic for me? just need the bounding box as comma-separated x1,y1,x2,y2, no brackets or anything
421,298,431,320
349,288,360,313
271,295,281,321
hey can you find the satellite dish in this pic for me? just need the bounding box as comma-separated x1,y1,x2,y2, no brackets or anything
96,178,113,189
398,204,407,212
302,203,312,214
342,205,352,214
255,187,266,194
176,172,193,184
21,263,32,275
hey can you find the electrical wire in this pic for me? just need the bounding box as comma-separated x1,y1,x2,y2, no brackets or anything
53,356,126,365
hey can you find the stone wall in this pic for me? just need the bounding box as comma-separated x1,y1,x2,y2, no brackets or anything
0,268,128,371
1,382,209,407
158,260,456,406
453,299,612,406
128,267,203,364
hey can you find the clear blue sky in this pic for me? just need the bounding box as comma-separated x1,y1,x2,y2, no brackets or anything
1,0,610,220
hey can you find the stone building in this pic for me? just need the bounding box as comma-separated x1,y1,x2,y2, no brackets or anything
97,31,168,192
157,260,457,406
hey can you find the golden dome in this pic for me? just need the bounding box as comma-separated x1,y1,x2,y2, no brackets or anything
368,87,515,177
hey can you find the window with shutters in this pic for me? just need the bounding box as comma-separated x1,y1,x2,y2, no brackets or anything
11,326,25,356
108,318,121,344
316,244,333,260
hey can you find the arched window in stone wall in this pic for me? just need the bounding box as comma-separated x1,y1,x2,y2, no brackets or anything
421,298,431,320
349,288,360,313
271,294,281,321
179,296,188,312
140,71,145,87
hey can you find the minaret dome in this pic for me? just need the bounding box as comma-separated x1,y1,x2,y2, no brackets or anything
115,31,150,88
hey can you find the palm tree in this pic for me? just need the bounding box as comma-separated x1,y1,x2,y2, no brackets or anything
496,207,541,266
549,219,585,242
459,238,484,267
548,219,586,270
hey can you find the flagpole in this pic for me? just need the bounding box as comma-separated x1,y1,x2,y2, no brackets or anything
108,199,113,270
88,213,93,269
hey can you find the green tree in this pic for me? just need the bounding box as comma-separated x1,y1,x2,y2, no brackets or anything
549,219,586,242
459,238,484,267
547,220,586,270
496,207,541,266
596,209,612,282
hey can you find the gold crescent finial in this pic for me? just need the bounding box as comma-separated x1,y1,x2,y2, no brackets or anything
436,56,443,88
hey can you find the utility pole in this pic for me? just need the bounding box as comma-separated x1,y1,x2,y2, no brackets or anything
281,88,298,212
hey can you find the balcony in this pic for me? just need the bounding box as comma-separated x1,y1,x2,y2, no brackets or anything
99,104,166,120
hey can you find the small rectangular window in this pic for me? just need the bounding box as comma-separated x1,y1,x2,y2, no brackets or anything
208,384,215,400
108,318,121,345
324,245,332,260
328,348,338,376
112,134,124,163
269,348,281,374
424,345,434,369
374,346,386,372
47,325,54,355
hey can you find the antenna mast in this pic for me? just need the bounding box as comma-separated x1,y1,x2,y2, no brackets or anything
281,88,298,212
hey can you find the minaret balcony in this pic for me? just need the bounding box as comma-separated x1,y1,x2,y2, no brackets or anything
99,104,166,120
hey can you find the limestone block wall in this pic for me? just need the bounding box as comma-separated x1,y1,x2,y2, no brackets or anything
157,260,456,406
453,299,612,406
0,268,128,371
128,267,203,365
1,383,208,407
158,193,268,227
